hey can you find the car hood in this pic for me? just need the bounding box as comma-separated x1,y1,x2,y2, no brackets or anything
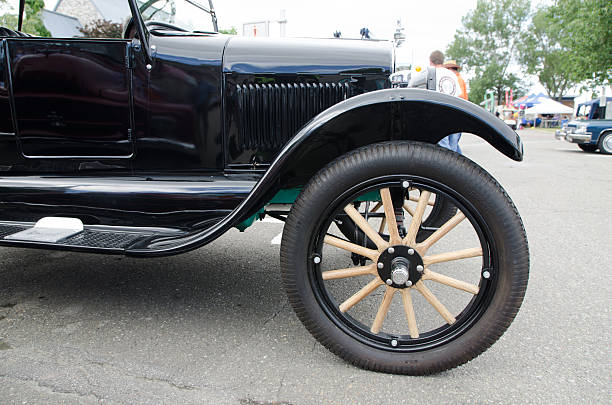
223,36,393,76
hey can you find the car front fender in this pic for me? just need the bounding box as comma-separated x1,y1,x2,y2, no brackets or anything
274,88,522,187
127,88,523,256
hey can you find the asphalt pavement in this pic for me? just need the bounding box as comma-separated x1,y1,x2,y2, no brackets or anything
1,129,610,404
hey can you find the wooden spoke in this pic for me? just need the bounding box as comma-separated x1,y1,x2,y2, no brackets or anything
339,278,383,313
371,287,395,334
402,202,415,217
380,188,402,244
403,190,431,246
400,289,419,338
417,212,466,252
423,247,483,266
324,235,378,261
378,216,387,233
322,265,376,280
370,202,383,212
414,281,456,324
343,204,387,250
422,269,480,295
408,194,435,206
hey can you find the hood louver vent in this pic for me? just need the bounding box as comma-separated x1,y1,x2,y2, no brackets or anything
230,82,354,151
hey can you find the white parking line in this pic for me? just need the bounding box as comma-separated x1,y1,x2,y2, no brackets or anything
271,232,283,245
262,217,284,224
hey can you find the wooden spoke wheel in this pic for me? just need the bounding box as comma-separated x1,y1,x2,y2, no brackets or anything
335,186,457,255
280,142,529,375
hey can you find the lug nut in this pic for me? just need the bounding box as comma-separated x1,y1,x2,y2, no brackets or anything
405,280,413,287
408,248,414,255
483,271,491,279
313,256,321,264
386,279,393,285
391,339,398,347
402,181,410,189
378,262,384,269
388,247,395,254
416,265,424,272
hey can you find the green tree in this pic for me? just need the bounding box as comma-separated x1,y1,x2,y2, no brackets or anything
446,0,531,105
218,27,237,35
0,0,50,36
551,0,611,87
518,7,577,100
79,19,123,38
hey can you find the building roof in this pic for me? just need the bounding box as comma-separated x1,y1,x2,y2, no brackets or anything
89,0,131,24
42,9,83,38
54,0,131,24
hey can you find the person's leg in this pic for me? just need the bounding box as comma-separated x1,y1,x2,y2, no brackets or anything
438,136,452,150
438,133,462,154
451,132,462,154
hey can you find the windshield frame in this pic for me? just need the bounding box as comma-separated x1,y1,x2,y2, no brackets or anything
138,0,219,34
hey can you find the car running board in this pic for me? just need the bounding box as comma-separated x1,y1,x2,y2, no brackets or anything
0,218,186,254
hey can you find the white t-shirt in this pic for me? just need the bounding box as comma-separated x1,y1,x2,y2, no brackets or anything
435,67,463,99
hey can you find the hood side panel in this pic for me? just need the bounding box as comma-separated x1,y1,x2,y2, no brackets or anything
223,37,393,166
223,37,393,75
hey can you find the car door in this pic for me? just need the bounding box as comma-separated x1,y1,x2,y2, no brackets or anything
6,38,134,159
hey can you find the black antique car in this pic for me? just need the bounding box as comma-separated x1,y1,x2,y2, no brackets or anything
0,0,529,375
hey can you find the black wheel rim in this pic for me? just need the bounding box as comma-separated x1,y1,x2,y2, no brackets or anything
307,175,499,352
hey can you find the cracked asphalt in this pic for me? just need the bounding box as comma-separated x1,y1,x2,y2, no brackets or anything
1,130,610,404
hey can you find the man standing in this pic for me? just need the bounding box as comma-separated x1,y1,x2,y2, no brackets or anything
429,51,464,154
443,60,468,101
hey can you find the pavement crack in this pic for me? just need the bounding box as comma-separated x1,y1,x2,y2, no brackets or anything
276,372,286,401
263,297,287,326
0,374,105,401
135,375,200,391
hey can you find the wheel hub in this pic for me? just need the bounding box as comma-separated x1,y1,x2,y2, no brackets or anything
376,245,423,288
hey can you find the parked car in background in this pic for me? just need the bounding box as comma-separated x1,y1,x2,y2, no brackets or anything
555,97,612,154
0,0,530,375
495,105,518,130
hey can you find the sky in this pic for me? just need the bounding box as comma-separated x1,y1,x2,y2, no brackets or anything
37,0,481,66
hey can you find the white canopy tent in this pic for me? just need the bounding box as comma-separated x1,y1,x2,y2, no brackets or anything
525,98,573,115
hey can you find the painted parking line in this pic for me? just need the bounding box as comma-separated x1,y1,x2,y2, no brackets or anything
262,217,284,224
271,232,283,245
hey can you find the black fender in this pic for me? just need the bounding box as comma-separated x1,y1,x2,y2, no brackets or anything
277,88,522,187
128,88,523,256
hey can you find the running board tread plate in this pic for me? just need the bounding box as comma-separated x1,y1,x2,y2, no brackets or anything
0,221,180,253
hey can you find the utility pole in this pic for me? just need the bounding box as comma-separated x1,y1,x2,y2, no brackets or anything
278,10,287,37
394,20,405,47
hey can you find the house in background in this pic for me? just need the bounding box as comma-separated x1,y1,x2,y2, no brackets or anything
53,0,131,27
41,9,82,38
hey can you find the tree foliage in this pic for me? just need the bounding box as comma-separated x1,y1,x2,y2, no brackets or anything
518,7,576,100
218,27,237,35
550,0,612,87
446,0,531,105
79,19,123,38
0,0,50,36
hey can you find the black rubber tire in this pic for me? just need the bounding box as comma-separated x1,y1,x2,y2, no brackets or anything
578,144,598,153
280,142,529,375
598,132,612,155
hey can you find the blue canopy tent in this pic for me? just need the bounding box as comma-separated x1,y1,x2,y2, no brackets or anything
513,92,549,108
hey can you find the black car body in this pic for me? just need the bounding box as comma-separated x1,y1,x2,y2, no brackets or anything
0,0,528,375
